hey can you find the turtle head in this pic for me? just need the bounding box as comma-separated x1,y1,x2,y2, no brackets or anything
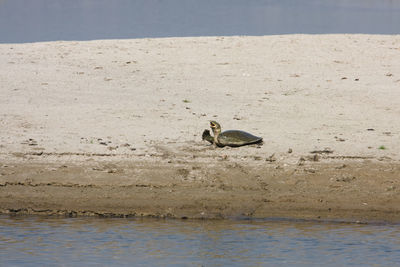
210,121,221,135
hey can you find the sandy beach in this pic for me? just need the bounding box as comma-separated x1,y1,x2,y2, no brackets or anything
1,35,400,222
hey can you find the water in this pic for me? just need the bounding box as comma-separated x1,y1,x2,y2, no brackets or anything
1,216,400,266
1,0,400,43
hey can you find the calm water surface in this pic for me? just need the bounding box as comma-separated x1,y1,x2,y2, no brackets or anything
1,0,400,43
1,216,400,266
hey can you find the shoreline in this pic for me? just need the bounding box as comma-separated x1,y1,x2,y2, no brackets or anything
1,34,400,222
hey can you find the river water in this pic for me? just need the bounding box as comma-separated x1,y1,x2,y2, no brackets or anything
0,0,400,43
1,216,400,266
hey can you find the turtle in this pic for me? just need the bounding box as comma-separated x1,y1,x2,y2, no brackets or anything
202,121,263,147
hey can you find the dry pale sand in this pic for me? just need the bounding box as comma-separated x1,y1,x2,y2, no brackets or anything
0,35,400,222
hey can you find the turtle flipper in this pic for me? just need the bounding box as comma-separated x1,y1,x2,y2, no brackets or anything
202,129,214,144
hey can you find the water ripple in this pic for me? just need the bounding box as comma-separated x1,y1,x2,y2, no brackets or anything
1,216,400,266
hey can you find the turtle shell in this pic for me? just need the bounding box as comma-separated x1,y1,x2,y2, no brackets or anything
218,130,262,147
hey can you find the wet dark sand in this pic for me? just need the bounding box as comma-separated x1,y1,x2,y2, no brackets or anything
1,153,399,223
